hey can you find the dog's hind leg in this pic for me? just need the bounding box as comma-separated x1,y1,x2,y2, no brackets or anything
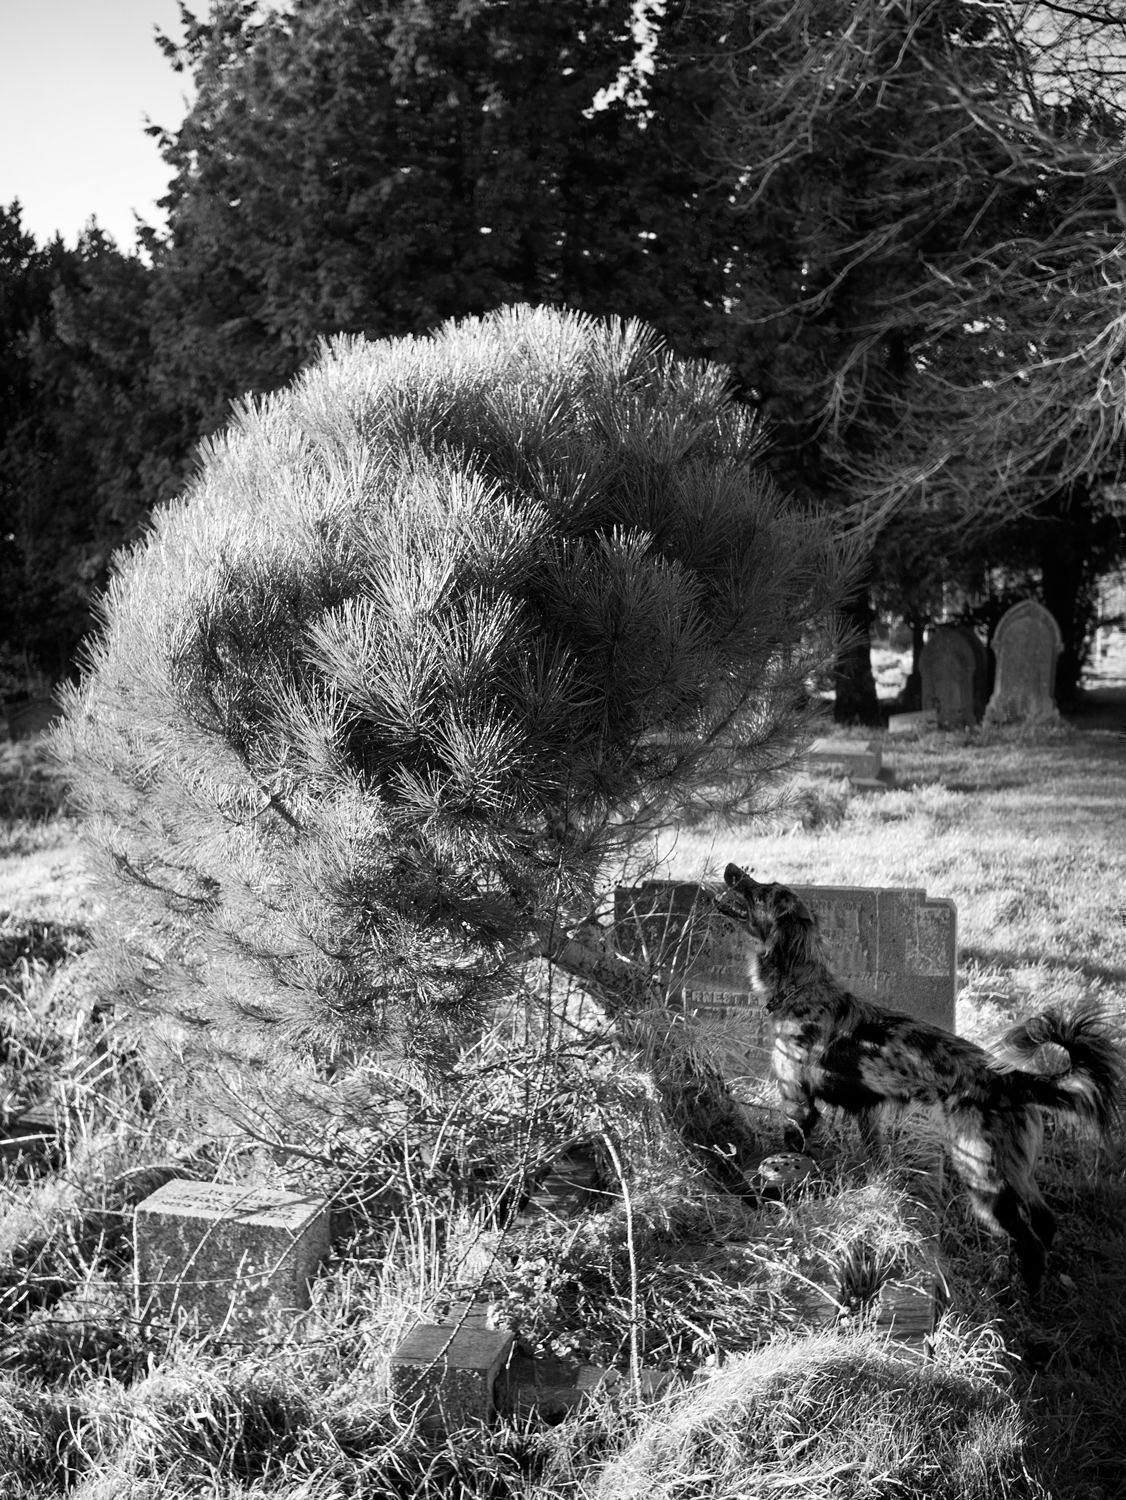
968,1183,1049,1296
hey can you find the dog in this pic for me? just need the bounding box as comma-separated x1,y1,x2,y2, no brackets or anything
718,862,1124,1292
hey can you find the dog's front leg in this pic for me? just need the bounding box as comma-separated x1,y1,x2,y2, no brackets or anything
778,1085,819,1152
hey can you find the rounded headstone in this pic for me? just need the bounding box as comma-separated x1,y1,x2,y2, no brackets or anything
986,601,1062,723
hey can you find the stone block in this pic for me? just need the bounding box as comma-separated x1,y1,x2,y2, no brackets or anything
887,709,937,736
390,1322,513,1430
133,1179,330,1337
805,738,884,781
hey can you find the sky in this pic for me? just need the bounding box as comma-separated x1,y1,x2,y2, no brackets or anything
0,0,195,250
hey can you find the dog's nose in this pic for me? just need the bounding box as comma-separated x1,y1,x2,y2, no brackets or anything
724,862,746,886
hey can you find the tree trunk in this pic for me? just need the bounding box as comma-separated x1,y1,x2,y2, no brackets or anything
833,582,881,725
1039,490,1098,707
542,926,763,1192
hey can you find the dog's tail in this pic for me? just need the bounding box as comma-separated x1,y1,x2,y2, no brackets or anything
997,1003,1124,1134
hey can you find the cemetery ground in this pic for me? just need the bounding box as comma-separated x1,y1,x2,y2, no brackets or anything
0,705,1125,1498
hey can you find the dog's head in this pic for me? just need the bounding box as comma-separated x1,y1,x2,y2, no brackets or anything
718,862,822,991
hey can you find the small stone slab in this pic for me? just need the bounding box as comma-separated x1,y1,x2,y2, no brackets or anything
806,738,887,783
887,709,937,736
390,1322,513,1430
133,1179,330,1338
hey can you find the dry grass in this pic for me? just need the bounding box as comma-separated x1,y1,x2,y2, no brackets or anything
1,719,1125,1496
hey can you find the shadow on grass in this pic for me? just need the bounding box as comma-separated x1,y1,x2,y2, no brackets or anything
1001,1138,1126,1500
959,944,1126,992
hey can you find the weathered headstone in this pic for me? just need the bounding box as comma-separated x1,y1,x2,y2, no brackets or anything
133,1179,330,1337
985,600,1062,723
615,881,957,1096
919,626,985,729
390,1323,514,1430
804,738,895,791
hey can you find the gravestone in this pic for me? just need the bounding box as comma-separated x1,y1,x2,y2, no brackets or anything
390,1323,513,1431
985,600,1062,723
804,738,895,791
133,1179,330,1337
615,881,957,1096
919,626,985,729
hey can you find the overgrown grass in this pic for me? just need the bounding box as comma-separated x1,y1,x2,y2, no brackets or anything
1,723,1124,1495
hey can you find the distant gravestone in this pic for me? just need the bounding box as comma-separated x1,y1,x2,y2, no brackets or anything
134,1179,330,1337
919,626,985,729
615,882,957,1097
804,738,895,791
986,601,1062,723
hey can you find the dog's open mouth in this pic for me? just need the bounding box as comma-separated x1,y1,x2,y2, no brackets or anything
712,890,749,923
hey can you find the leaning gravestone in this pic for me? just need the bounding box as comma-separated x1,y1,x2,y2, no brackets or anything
985,600,1062,724
919,626,985,729
615,881,957,1098
134,1179,330,1338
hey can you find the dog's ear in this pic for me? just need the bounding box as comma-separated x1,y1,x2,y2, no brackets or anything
784,890,815,927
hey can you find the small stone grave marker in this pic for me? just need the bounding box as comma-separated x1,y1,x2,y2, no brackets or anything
133,1179,330,1338
986,600,1062,723
615,881,956,1097
919,626,985,729
390,1323,514,1430
887,708,937,736
804,738,895,791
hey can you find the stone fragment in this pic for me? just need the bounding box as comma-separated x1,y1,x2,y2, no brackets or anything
133,1178,330,1338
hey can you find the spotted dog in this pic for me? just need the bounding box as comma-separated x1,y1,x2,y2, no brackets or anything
719,862,1124,1292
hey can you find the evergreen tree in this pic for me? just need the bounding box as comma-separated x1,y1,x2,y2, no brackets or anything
146,0,735,450
58,306,856,1168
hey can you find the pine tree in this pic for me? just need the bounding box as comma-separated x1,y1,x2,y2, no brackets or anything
59,307,856,1171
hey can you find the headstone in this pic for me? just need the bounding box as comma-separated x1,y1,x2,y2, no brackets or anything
985,600,1062,723
390,1323,513,1430
615,882,957,1096
919,626,985,729
804,738,895,790
133,1179,330,1337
